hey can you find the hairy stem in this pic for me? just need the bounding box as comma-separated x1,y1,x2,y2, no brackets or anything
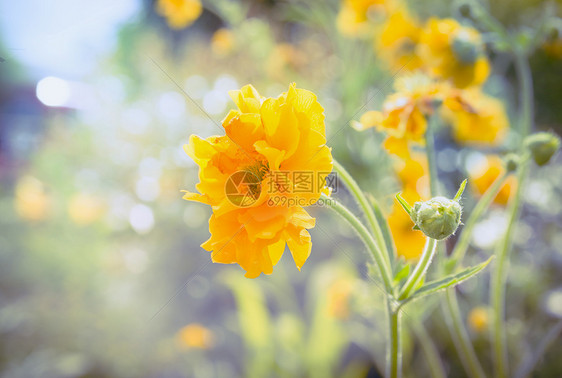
333,159,393,269
399,238,438,300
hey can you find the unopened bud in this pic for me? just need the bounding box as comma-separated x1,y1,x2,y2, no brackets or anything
396,180,466,240
452,34,480,64
524,132,560,166
459,2,472,18
503,153,520,172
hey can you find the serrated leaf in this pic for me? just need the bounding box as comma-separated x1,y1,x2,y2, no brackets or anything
401,257,493,305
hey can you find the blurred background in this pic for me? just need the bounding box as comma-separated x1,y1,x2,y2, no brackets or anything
0,0,561,377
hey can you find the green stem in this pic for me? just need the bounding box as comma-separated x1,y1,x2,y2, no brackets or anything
412,320,447,378
491,49,533,378
491,160,529,378
399,238,437,300
448,173,509,269
443,289,487,378
333,159,393,269
320,193,393,292
425,109,485,377
388,305,402,378
425,115,441,196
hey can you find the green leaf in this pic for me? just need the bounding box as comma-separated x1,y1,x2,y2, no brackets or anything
402,257,493,304
395,193,412,215
454,179,468,202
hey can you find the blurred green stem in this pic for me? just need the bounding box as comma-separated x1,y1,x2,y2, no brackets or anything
425,109,486,377
333,159,393,270
399,237,437,300
425,114,441,196
448,172,509,269
491,50,533,378
320,193,393,292
412,319,447,378
388,306,402,378
442,289,486,378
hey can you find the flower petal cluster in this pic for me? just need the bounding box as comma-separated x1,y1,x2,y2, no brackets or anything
417,18,490,88
442,89,508,145
353,73,445,158
156,0,202,30
184,84,333,278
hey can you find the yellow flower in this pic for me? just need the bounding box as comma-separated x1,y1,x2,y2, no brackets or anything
468,306,490,333
14,176,51,222
266,43,305,80
211,28,235,56
156,0,202,30
470,155,516,206
417,18,490,88
184,84,333,278
177,323,214,349
388,155,428,260
353,73,443,159
327,278,354,319
68,193,105,225
375,6,423,71
442,89,508,146
337,0,385,37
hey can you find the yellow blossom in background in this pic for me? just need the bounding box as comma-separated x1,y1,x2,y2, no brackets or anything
470,155,516,206
388,155,428,260
184,84,333,278
353,73,443,159
211,28,235,56
156,0,202,30
417,18,490,88
14,176,51,222
67,193,105,225
336,0,385,37
468,306,490,333
375,6,423,71
266,43,305,81
442,89,508,146
327,278,354,319
177,323,214,349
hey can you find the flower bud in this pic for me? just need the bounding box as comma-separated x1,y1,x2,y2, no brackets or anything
458,2,472,19
452,34,480,64
396,180,466,240
411,197,463,240
524,132,560,166
503,153,520,173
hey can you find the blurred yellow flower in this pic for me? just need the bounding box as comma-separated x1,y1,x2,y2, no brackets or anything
327,278,354,319
470,155,516,206
14,176,51,222
388,156,428,260
468,306,490,333
177,323,214,349
442,89,508,146
353,73,443,158
156,0,202,30
266,43,305,80
417,18,490,88
184,83,333,278
68,193,105,225
211,28,235,56
375,6,423,71
337,0,385,37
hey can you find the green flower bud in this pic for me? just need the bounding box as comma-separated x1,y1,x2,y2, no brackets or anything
458,2,472,18
396,180,466,240
503,153,520,172
452,35,479,64
524,132,561,166
411,197,463,240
